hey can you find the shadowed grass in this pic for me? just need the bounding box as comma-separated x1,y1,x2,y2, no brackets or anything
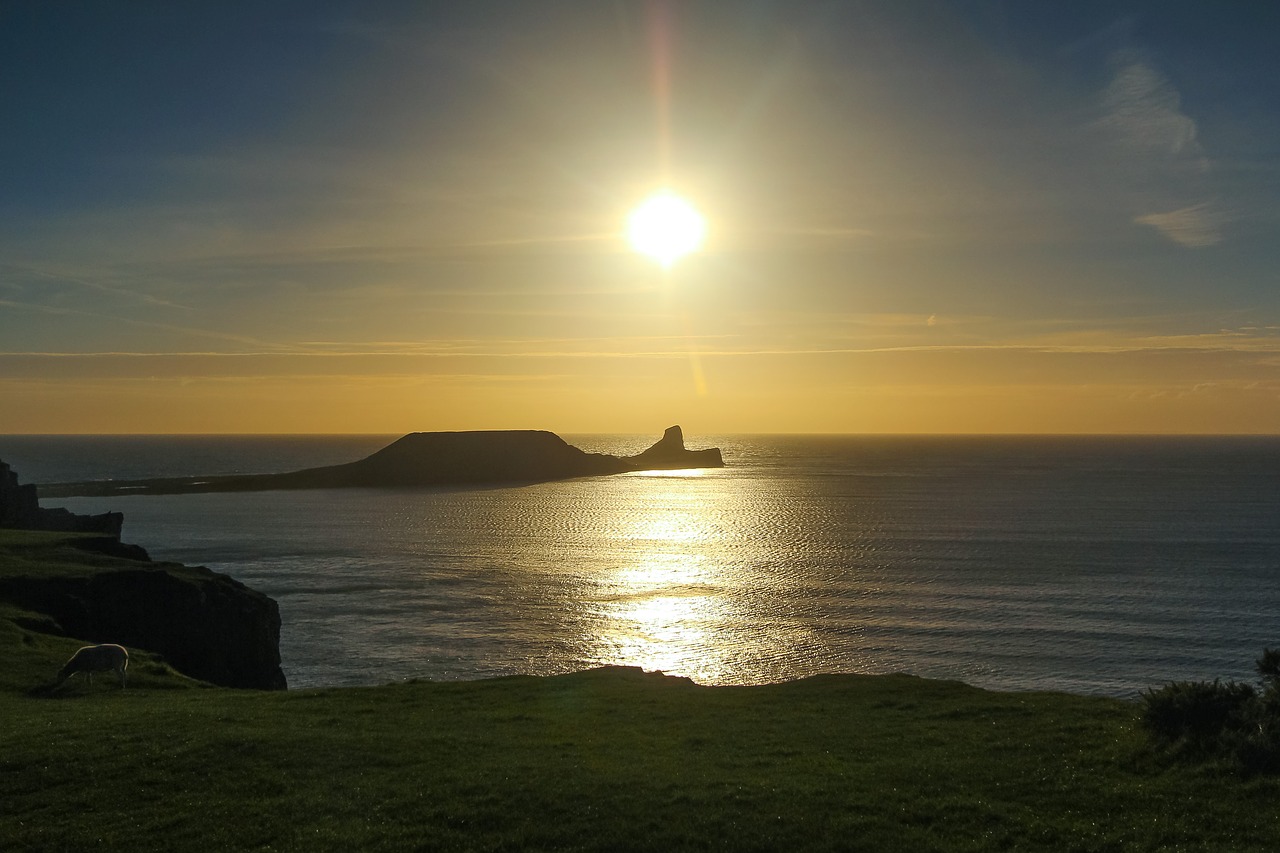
4,669,1278,851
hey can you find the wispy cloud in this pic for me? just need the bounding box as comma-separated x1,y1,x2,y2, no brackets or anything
1099,53,1204,162
1095,48,1228,248
1134,202,1227,248
7,328,1280,365
0,298,305,352
1,263,192,310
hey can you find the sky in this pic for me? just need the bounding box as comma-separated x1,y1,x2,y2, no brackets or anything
2,1,1279,434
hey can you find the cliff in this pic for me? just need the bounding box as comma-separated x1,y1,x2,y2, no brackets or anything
0,533,287,690
0,460,286,690
1,559,287,690
1,460,122,535
43,425,725,497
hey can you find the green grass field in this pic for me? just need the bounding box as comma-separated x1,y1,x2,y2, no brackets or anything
2,530,1276,851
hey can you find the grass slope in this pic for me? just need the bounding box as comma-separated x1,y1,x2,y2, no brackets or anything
2,531,1276,851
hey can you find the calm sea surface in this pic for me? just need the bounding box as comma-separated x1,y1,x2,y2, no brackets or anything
3,434,1279,697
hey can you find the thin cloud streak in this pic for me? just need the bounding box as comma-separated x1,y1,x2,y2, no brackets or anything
2,263,192,310
0,298,309,353
1134,203,1227,248
7,339,1280,363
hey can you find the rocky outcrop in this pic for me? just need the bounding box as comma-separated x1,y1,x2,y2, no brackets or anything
1,460,123,535
0,556,287,690
626,425,723,470
44,425,725,497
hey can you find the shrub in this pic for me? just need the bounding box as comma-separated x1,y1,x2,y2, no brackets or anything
1256,648,1280,684
1142,679,1255,747
1142,648,1280,775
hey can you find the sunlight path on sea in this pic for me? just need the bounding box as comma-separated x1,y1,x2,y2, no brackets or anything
571,467,863,684
586,473,742,681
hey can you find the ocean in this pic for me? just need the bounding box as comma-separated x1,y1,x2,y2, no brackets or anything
3,433,1279,698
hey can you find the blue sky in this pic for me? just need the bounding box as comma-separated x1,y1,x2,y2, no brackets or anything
2,1,1278,433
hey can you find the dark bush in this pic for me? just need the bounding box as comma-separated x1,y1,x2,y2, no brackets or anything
1141,648,1280,775
1142,679,1255,746
1256,648,1280,684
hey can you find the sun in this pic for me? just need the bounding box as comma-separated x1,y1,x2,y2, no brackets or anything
627,191,707,268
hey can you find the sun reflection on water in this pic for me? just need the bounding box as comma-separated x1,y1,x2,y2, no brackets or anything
595,592,721,676
584,485,748,683
625,514,706,544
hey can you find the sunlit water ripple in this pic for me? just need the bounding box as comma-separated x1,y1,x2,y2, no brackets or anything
7,434,1280,697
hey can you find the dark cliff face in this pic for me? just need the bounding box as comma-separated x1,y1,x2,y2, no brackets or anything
0,561,287,690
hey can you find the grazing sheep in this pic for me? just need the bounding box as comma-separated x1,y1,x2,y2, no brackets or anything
57,644,129,688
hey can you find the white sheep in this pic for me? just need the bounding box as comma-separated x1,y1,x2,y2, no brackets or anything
56,644,129,688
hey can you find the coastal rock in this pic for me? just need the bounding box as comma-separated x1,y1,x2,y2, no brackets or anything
43,425,725,497
0,558,287,690
0,459,123,536
627,425,723,470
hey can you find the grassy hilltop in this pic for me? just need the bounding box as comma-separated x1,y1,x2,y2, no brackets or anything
2,530,1277,851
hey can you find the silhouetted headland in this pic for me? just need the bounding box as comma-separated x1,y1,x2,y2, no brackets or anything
1,460,124,535
41,425,724,497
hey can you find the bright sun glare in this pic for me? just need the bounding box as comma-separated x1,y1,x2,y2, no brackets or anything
627,192,707,268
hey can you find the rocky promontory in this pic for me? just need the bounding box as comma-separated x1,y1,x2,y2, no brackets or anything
0,460,287,690
43,425,724,497
1,460,122,535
